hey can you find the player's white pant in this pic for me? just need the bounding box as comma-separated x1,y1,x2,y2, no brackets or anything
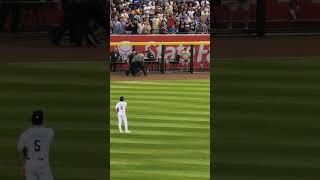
25,162,53,180
118,113,128,132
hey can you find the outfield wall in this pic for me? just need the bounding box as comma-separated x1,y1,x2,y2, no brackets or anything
110,34,210,70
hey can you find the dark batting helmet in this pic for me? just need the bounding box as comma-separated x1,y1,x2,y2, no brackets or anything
32,110,43,125
120,96,124,101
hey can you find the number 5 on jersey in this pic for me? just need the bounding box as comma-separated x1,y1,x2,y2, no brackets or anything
34,139,41,152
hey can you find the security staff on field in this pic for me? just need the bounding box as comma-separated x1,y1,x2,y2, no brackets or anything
126,50,137,76
131,52,147,76
133,53,147,76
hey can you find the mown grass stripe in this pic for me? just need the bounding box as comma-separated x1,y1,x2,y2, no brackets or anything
111,169,209,177
111,95,209,102
0,62,107,180
124,114,209,122
111,79,209,180
114,90,209,95
111,99,208,107
111,137,208,145
110,121,209,129
213,57,320,180
112,80,209,85
111,84,209,89
110,126,208,135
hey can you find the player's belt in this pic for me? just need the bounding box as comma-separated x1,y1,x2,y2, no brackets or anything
26,157,44,161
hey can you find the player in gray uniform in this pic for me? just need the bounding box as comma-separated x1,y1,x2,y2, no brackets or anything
17,110,54,180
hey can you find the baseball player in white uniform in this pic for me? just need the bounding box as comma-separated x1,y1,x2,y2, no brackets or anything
17,110,54,180
115,96,130,133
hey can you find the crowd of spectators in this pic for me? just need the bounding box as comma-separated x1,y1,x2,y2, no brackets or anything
110,0,210,34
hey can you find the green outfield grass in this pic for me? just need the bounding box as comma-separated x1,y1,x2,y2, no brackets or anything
0,62,107,180
212,57,320,180
110,80,210,180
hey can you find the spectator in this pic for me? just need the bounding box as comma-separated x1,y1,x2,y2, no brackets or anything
289,0,300,22
146,47,155,61
52,0,105,46
152,14,160,33
143,20,152,34
131,18,139,34
198,18,208,33
137,19,145,34
119,17,126,34
226,0,251,30
111,47,121,72
112,17,122,34
167,14,176,33
159,16,167,34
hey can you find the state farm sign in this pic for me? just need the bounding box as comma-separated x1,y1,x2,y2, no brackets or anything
110,35,210,63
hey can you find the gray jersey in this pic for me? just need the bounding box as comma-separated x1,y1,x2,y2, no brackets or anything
132,54,145,62
17,126,54,166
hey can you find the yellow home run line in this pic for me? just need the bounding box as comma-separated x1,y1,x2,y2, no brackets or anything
110,41,210,46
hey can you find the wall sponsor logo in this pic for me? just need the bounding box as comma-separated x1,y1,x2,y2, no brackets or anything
118,41,132,60
117,43,210,62
111,35,210,69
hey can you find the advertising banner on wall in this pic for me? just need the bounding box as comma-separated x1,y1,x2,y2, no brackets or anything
110,35,210,65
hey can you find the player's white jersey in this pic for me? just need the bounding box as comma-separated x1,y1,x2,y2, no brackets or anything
116,101,127,114
17,126,54,165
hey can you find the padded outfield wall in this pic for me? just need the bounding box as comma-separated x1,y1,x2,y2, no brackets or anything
110,34,210,71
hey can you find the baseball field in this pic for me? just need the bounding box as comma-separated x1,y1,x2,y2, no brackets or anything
110,78,210,180
1,35,319,180
0,61,107,180
212,56,320,180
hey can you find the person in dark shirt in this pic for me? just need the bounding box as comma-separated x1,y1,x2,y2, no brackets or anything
134,0,141,9
128,50,136,64
86,0,106,46
111,47,121,72
126,50,137,76
131,19,139,34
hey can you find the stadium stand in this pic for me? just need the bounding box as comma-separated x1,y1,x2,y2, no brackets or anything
213,0,320,35
110,0,210,34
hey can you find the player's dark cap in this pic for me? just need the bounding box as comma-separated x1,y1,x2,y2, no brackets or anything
120,96,124,101
32,110,43,125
